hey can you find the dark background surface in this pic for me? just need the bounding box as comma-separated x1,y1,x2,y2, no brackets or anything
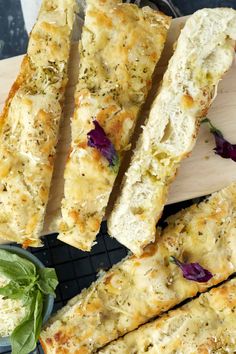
0,0,234,353
0,0,28,59
174,0,236,14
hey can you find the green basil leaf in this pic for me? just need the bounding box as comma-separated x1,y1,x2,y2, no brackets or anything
0,250,36,280
0,278,38,301
11,317,36,354
0,281,27,300
11,290,43,354
21,292,31,307
33,290,43,340
37,268,58,296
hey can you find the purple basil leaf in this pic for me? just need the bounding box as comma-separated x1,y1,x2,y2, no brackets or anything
213,132,236,162
170,256,213,283
87,120,119,168
202,117,236,162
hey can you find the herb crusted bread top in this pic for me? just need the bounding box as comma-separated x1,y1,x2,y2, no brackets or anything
58,0,171,251
0,0,76,246
100,278,236,353
41,183,236,353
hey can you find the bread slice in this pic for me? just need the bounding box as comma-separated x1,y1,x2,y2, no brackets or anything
0,0,76,246
100,278,236,353
40,183,236,353
58,0,171,251
108,8,236,256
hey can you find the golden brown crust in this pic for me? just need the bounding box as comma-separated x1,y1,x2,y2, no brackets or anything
100,279,236,353
58,0,171,250
0,0,76,246
41,183,236,353
0,56,29,131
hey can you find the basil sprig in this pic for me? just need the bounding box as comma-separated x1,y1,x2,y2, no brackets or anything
0,249,58,354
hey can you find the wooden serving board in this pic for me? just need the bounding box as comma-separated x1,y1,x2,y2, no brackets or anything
0,16,236,239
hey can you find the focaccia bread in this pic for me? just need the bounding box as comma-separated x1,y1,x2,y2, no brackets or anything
108,8,236,256
0,0,76,246
100,278,236,353
40,183,236,353
58,0,171,251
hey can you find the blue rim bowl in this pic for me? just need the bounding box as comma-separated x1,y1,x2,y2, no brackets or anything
0,245,54,348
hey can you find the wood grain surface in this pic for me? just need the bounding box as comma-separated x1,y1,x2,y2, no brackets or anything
0,16,235,239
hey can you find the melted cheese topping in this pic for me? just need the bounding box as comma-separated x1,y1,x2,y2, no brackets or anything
0,0,75,246
0,276,27,337
108,8,236,256
41,183,236,353
100,279,236,353
58,0,171,250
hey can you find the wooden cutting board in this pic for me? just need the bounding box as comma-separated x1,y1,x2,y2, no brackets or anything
0,16,236,238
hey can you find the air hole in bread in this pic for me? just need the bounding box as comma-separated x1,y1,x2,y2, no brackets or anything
160,120,173,143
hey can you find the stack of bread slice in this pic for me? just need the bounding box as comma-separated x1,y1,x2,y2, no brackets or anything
1,3,236,257
58,0,171,251
40,182,236,353
1,2,236,353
